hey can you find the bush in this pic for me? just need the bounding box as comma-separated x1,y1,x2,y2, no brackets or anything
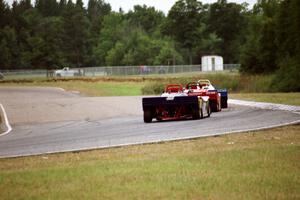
142,82,165,95
271,58,300,92
141,73,278,95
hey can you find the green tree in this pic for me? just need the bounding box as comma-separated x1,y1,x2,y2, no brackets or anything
191,23,222,64
257,0,279,73
240,0,280,74
126,5,164,34
163,0,204,64
0,27,18,69
87,0,111,66
105,41,126,66
92,13,125,65
10,0,32,32
35,0,59,17
87,0,111,34
276,0,300,61
153,40,184,65
271,0,300,91
8,0,34,69
104,28,155,66
0,0,10,28
61,0,90,67
20,8,43,68
207,0,248,63
35,17,65,68
240,14,263,74
58,0,67,15
88,0,111,18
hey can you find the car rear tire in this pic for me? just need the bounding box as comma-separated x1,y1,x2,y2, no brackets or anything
144,110,152,123
192,107,202,120
221,97,228,108
210,101,219,112
207,102,211,117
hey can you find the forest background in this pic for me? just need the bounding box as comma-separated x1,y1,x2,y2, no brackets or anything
0,0,299,91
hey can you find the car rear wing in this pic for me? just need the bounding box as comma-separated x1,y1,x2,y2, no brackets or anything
142,96,199,111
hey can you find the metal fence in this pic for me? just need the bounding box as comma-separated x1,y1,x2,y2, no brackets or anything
0,64,240,79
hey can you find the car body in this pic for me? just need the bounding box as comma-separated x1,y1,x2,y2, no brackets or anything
184,80,221,112
196,80,228,110
142,84,210,123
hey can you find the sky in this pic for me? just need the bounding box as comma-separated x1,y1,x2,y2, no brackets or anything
5,0,257,14
106,0,256,13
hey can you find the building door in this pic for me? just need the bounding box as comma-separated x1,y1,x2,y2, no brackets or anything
211,57,215,71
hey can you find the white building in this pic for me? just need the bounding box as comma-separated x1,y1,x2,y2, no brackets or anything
201,55,223,71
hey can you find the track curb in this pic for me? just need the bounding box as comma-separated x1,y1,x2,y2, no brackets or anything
228,99,300,114
0,103,12,137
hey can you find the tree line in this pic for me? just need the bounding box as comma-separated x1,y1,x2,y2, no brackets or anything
240,0,300,91
0,0,299,90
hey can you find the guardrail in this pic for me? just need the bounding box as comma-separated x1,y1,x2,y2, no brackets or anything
0,64,240,79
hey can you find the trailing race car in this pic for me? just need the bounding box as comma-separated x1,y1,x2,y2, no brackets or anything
142,84,211,123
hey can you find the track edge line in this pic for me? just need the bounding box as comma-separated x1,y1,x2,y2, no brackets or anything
0,103,12,137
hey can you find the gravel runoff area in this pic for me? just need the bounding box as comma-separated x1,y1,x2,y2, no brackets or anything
0,87,142,125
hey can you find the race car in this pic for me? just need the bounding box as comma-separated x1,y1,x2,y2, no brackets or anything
184,80,220,112
142,84,211,123
196,80,228,111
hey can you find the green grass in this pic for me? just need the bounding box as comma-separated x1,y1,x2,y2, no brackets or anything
1,72,272,93
0,125,299,199
230,93,300,106
1,77,299,106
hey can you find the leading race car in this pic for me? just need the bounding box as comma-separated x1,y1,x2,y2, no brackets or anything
184,81,221,112
142,84,211,123
196,80,228,111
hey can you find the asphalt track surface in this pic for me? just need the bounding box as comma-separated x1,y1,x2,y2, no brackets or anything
0,87,299,158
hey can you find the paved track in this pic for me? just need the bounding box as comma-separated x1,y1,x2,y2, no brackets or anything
0,87,299,158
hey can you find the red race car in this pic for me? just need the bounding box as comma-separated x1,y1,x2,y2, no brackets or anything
184,80,222,112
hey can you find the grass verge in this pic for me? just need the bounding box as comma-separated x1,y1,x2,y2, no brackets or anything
0,125,299,199
0,72,273,93
1,77,299,106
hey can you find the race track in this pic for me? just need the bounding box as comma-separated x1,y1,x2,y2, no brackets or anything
0,87,299,158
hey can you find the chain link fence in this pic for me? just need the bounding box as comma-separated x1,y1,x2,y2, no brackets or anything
0,64,240,79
